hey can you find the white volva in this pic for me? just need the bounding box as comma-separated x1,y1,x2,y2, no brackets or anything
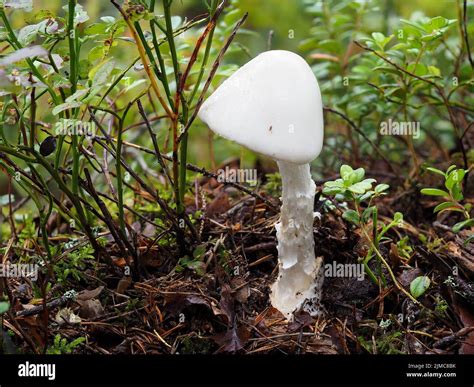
198,50,324,319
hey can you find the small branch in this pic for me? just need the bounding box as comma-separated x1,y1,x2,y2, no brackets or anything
29,87,36,149
136,99,173,186
178,12,249,143
354,40,469,171
108,138,278,213
177,0,226,96
110,0,174,118
16,291,76,318
82,168,135,268
323,106,395,173
354,41,438,88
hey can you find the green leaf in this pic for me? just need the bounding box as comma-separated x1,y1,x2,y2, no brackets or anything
359,190,374,202
406,62,427,76
100,16,116,24
323,179,344,195
424,16,455,32
223,8,244,26
433,201,460,214
323,186,343,195
324,179,344,188
63,3,89,26
400,19,427,33
193,244,206,259
90,59,116,87
446,165,457,174
318,39,343,54
349,180,374,194
0,45,48,66
410,276,430,299
78,59,92,80
299,37,319,51
373,65,402,76
85,23,107,36
371,32,393,50
342,209,360,224
427,66,441,77
393,212,403,225
88,46,106,63
464,235,474,245
70,337,86,348
375,184,389,193
453,219,474,233
52,101,82,115
451,184,464,201
445,172,456,191
0,301,9,315
18,24,39,46
420,188,449,197
362,206,375,223
352,168,365,183
445,169,466,191
371,32,385,41
426,166,445,177
348,182,367,194
340,165,353,181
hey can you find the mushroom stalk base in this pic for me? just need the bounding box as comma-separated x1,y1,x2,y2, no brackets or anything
270,161,323,319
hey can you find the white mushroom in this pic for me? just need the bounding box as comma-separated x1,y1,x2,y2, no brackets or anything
198,50,324,319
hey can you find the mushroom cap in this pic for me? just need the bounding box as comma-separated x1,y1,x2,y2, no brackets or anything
198,50,324,165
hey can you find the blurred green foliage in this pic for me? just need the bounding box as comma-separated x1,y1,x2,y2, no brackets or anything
0,0,472,245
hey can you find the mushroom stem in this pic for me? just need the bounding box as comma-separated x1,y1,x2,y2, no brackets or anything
270,161,324,318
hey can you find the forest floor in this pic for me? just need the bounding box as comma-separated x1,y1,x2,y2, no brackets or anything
2,164,474,355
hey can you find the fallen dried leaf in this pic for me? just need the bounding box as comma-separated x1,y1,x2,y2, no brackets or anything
218,284,235,324
164,293,211,317
76,286,104,301
77,299,104,319
116,277,132,295
55,308,81,325
212,325,250,353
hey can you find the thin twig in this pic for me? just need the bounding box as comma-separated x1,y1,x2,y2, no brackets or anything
323,106,395,173
354,40,468,171
105,138,279,213
178,12,249,143
462,0,474,69
136,99,173,186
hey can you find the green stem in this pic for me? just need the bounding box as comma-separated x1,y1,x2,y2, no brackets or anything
67,0,77,94
33,151,93,241
0,145,37,163
178,128,188,213
178,0,218,219
29,165,54,261
162,0,185,250
116,102,135,235
67,0,80,196
116,120,125,234
163,0,180,87
360,225,420,305
29,88,36,149
134,22,168,98
98,57,140,105
150,23,173,105
189,0,218,103
0,10,60,105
